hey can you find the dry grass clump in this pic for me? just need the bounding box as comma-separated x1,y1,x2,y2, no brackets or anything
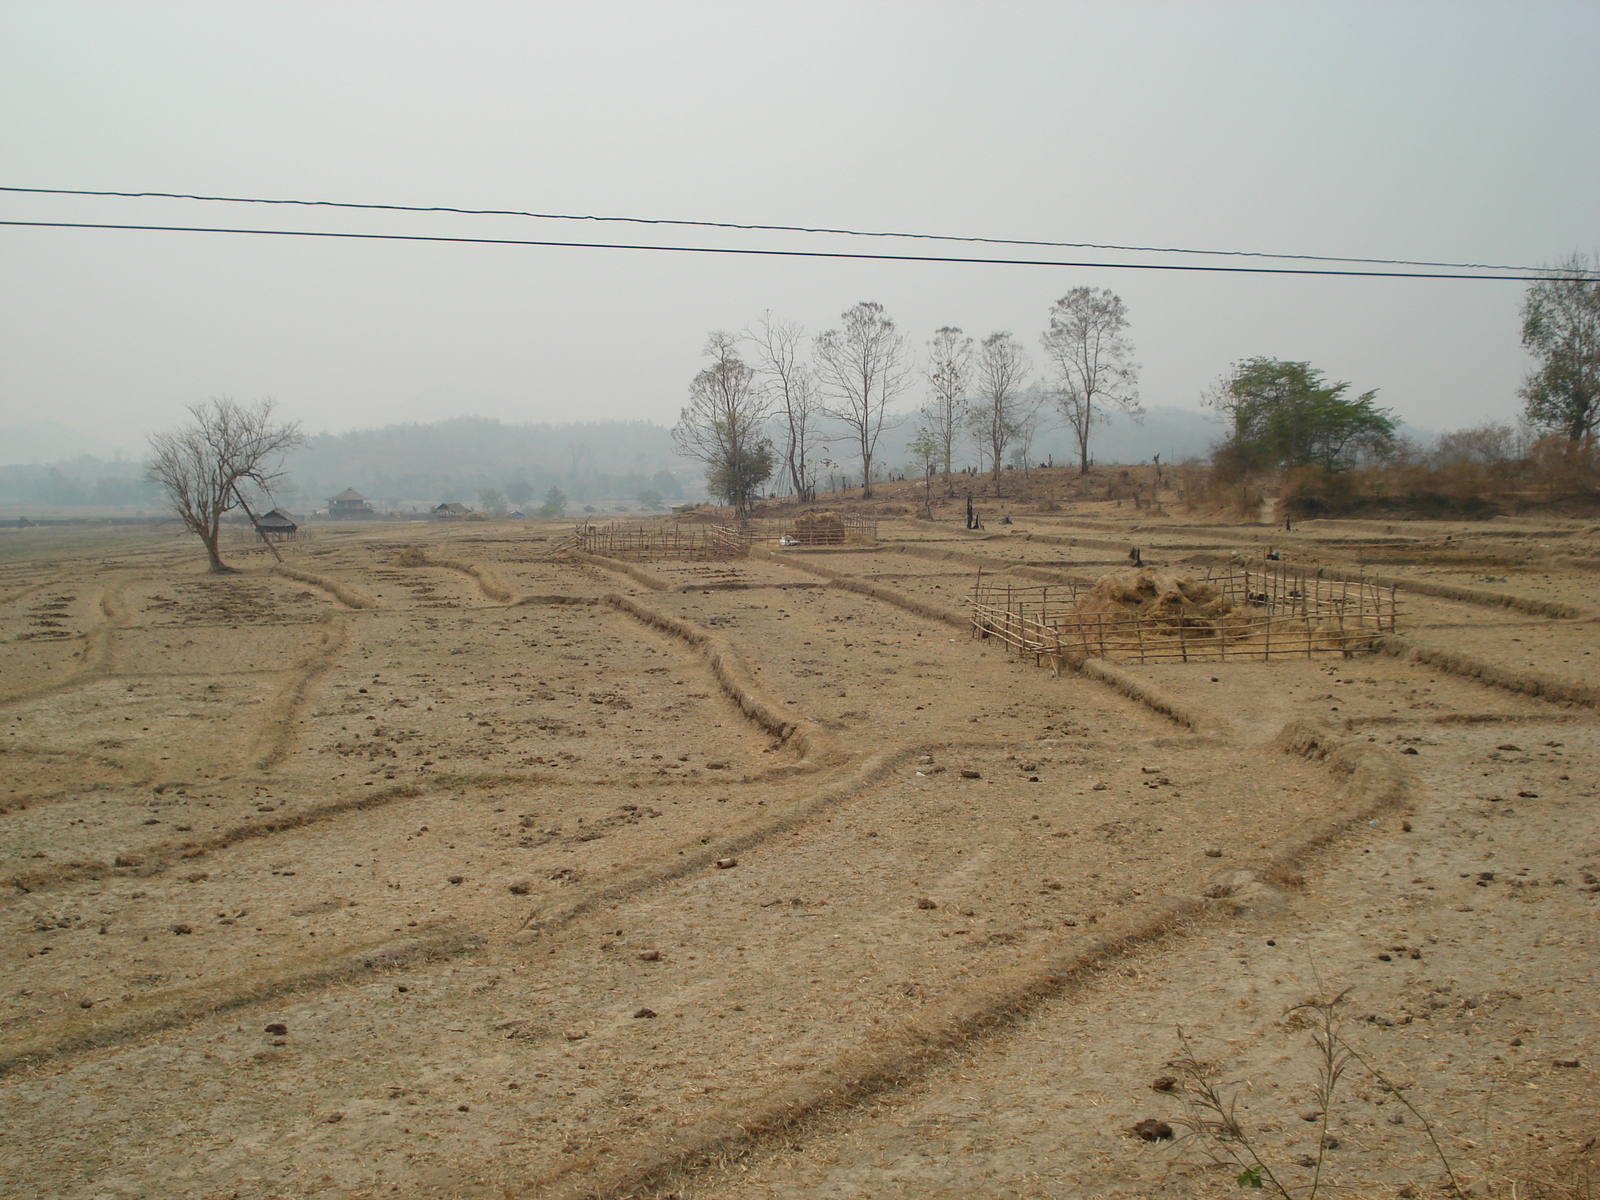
395,547,428,567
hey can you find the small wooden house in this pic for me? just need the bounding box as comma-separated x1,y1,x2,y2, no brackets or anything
432,502,472,519
327,488,374,518
254,509,299,542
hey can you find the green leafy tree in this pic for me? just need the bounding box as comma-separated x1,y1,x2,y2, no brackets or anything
1520,253,1600,447
538,485,567,518
703,441,776,512
1206,358,1395,473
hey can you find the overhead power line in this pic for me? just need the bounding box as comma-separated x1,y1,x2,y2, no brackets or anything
0,219,1573,281
0,184,1560,276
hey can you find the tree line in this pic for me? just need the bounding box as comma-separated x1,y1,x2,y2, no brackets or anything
676,254,1598,514
672,288,1145,514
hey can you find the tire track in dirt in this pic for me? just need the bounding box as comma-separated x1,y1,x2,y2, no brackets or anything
521,721,1414,1200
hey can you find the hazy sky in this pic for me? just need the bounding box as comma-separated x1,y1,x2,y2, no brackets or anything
2,1,1597,456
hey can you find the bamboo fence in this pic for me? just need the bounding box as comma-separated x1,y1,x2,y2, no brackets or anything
970,564,1401,669
572,514,878,559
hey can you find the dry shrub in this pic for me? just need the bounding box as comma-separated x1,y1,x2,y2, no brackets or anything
395,547,427,567
1035,499,1061,513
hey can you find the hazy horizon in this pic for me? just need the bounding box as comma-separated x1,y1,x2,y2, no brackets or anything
3,2,1596,455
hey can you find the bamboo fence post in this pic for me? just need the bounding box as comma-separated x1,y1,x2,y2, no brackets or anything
1178,618,1188,662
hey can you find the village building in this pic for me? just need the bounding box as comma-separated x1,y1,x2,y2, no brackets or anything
326,488,374,518
253,508,299,542
432,502,472,518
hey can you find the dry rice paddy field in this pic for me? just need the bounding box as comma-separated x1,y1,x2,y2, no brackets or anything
0,508,1595,1199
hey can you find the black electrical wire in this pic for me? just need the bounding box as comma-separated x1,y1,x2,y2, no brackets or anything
0,185,1564,276
0,219,1571,280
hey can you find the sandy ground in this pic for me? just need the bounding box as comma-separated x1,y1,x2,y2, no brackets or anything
0,505,1594,1200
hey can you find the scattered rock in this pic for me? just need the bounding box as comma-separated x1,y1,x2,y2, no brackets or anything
1131,1118,1173,1141
637,949,661,962
706,761,730,770
633,1007,657,1019
170,924,193,935
264,1023,288,1036
78,998,93,1009
916,897,938,910
1295,1154,1317,1168
457,1104,470,1112
1322,1134,1340,1149
1401,747,1419,755
1554,1058,1580,1068
1300,1109,1322,1122
1149,1075,1177,1092
959,769,981,779
1204,848,1223,858
323,1112,343,1124
917,755,934,765
448,875,464,885
715,857,738,870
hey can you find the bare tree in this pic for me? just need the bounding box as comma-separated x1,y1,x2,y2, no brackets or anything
922,326,974,495
1040,287,1141,474
969,331,1033,495
813,301,911,499
146,397,302,573
672,332,774,516
747,313,820,501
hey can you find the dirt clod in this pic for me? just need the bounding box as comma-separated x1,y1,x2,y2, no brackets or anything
1149,1075,1176,1092
1130,1118,1173,1141
633,1008,657,1019
916,897,937,910
264,1023,288,1036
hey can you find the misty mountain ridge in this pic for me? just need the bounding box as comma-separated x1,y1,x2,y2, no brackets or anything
1,408,1439,511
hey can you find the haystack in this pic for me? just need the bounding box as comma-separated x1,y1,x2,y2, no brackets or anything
787,511,847,546
1073,568,1236,632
